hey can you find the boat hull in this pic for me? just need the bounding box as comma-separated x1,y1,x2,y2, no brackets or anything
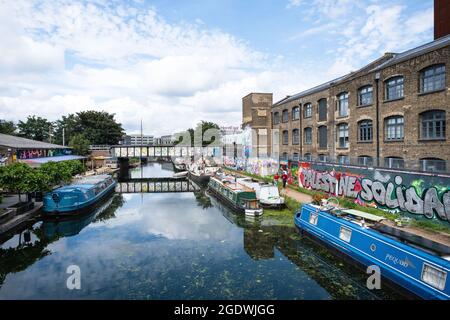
188,172,210,186
294,204,450,300
207,185,245,214
43,181,117,216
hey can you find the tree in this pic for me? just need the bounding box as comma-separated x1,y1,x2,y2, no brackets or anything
69,134,91,156
39,162,72,186
73,111,124,145
0,120,16,135
17,116,52,142
53,114,78,146
174,121,221,146
0,162,33,202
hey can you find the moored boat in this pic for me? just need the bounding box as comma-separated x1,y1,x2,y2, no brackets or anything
188,164,220,186
295,201,450,300
43,174,117,215
237,177,285,208
208,173,263,216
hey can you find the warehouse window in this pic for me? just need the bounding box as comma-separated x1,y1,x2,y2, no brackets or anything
420,64,446,93
282,109,289,123
304,127,312,145
420,110,446,140
358,120,373,142
337,92,349,117
318,99,327,121
337,123,349,148
385,116,404,141
282,130,289,145
385,76,404,100
358,85,373,106
318,126,328,149
304,103,312,118
293,129,300,145
292,106,300,120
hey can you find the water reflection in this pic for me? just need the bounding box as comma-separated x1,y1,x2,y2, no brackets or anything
0,163,405,300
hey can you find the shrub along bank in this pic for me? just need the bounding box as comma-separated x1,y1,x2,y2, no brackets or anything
0,161,86,202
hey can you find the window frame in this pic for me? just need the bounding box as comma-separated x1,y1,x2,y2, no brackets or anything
420,158,446,173
304,103,312,118
304,127,312,145
318,98,327,121
282,109,289,123
337,92,349,117
358,119,373,142
384,116,404,141
420,64,446,94
420,110,446,140
282,130,289,145
318,125,328,149
273,112,280,125
292,129,300,145
358,85,373,106
384,157,405,169
385,76,404,101
292,106,300,121
337,123,349,148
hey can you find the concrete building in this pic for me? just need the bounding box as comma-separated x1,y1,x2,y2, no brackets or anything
121,134,155,145
243,8,450,173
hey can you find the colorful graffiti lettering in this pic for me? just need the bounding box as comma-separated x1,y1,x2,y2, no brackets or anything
299,167,450,223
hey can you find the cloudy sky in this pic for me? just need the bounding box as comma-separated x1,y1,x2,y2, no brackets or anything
0,0,434,135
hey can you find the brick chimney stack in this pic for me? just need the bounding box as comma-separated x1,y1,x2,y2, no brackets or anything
434,0,450,39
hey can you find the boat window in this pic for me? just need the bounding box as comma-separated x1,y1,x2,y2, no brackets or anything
339,227,352,243
309,212,319,225
421,263,447,291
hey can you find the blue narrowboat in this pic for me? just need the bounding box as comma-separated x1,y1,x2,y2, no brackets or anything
43,175,117,215
295,203,450,300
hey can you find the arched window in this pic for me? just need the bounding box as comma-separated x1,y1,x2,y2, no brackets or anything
282,109,289,123
337,123,349,148
358,85,373,106
292,106,300,120
304,127,312,145
318,154,328,162
420,64,446,93
385,116,404,141
358,156,373,166
420,158,446,172
273,112,280,125
318,99,327,121
337,92,349,117
338,155,350,164
358,120,373,142
303,153,312,161
293,153,300,161
292,129,300,145
282,130,289,145
304,103,312,118
385,76,404,100
384,157,404,169
318,126,327,149
281,152,288,161
420,110,446,140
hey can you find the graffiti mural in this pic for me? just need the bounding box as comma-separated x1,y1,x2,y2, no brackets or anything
298,162,450,223
17,149,71,160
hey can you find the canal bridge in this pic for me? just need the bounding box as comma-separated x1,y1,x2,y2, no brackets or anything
111,145,220,159
115,177,202,193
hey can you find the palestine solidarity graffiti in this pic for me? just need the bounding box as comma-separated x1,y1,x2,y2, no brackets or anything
298,162,450,223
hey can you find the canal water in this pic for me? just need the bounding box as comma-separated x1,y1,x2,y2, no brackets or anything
0,163,405,299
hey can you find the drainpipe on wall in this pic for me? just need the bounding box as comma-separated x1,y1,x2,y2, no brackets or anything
299,104,302,159
375,72,381,166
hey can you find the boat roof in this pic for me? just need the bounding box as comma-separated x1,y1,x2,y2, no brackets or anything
212,176,254,192
342,209,385,223
74,174,112,185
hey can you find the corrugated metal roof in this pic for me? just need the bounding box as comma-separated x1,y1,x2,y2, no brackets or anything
0,133,68,149
371,34,450,71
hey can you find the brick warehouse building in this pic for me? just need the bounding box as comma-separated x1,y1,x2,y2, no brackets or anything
243,3,450,173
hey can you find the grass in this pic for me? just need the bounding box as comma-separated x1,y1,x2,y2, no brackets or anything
263,196,301,227
224,167,450,235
